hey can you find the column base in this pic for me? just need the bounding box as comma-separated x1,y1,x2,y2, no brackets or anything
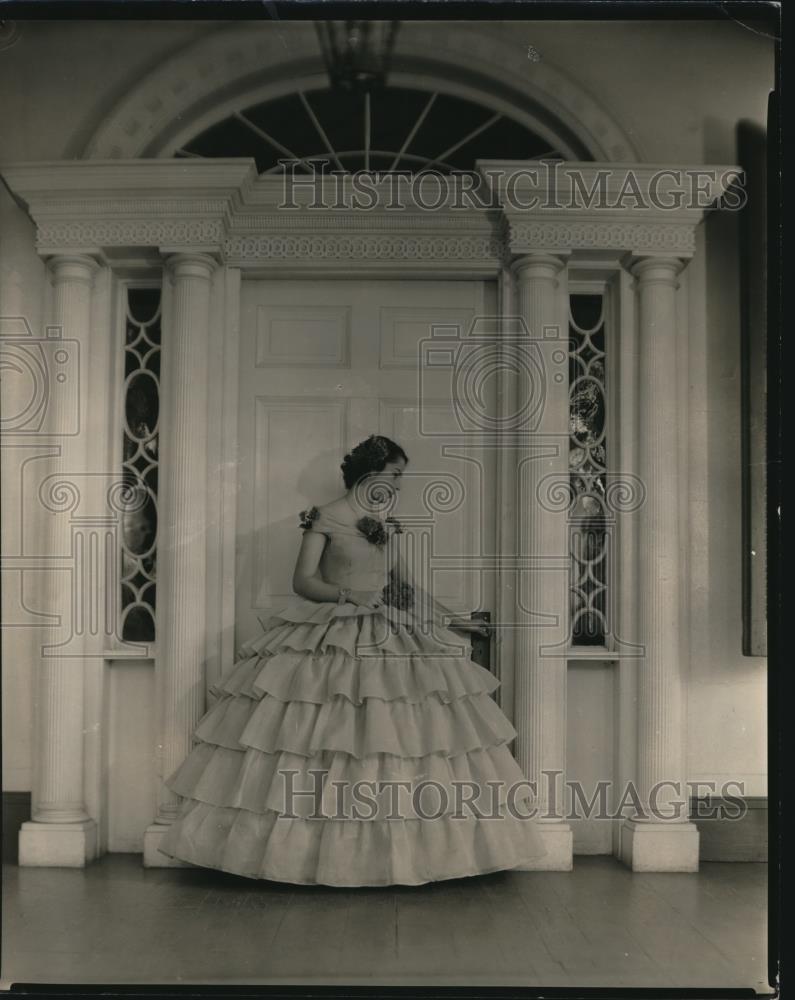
513,822,573,871
143,823,191,868
620,819,700,871
19,819,98,867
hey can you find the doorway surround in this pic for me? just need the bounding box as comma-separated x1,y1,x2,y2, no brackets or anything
1,157,735,872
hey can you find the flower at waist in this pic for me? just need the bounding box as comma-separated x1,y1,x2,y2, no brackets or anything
382,570,415,610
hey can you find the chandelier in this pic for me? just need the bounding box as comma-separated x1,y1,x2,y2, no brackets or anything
315,21,400,93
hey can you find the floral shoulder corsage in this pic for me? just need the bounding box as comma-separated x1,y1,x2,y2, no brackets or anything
298,506,321,530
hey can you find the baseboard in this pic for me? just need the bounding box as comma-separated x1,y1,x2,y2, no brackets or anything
4,791,767,866
2,791,32,864
690,795,768,862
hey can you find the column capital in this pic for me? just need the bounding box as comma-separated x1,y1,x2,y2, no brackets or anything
508,251,569,281
624,253,688,286
45,253,101,286
163,252,218,282
510,252,569,281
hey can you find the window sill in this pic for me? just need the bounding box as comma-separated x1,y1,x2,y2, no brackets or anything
103,647,156,661
566,646,627,661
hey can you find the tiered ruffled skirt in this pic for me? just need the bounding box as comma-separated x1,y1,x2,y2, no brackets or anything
157,600,547,886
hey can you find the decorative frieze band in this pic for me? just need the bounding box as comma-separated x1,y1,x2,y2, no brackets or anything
223,233,507,263
506,220,697,254
34,220,695,262
37,219,226,251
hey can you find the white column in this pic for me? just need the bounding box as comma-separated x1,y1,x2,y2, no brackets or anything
511,252,573,870
493,265,518,714
19,255,99,866
143,253,216,867
620,255,699,871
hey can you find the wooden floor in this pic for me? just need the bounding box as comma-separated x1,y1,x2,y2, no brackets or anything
2,854,768,990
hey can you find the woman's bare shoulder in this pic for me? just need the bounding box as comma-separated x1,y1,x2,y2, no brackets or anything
297,496,351,533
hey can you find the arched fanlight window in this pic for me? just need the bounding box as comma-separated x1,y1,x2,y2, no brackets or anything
174,85,565,175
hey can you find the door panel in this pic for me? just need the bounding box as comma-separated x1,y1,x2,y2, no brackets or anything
236,278,497,647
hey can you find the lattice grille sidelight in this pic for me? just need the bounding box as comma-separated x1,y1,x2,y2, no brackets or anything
120,287,161,643
568,293,608,646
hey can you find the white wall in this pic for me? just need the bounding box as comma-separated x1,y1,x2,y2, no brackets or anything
685,216,768,798
0,183,45,792
0,19,773,799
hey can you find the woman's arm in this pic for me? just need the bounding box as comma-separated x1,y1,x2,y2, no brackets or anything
292,531,341,602
292,529,385,609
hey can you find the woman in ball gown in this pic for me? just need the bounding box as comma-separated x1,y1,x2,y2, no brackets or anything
157,434,547,885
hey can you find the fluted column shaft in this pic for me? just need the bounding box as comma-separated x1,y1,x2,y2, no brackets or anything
33,255,98,824
154,253,216,823
632,255,688,822
512,253,569,820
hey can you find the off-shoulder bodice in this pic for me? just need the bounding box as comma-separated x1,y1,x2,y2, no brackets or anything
300,502,397,592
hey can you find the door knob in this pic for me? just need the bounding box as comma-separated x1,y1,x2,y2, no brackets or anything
469,610,492,671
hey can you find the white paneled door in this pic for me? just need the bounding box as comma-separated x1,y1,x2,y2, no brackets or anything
235,278,499,648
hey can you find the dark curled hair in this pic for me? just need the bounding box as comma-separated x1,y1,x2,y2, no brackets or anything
341,435,409,489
